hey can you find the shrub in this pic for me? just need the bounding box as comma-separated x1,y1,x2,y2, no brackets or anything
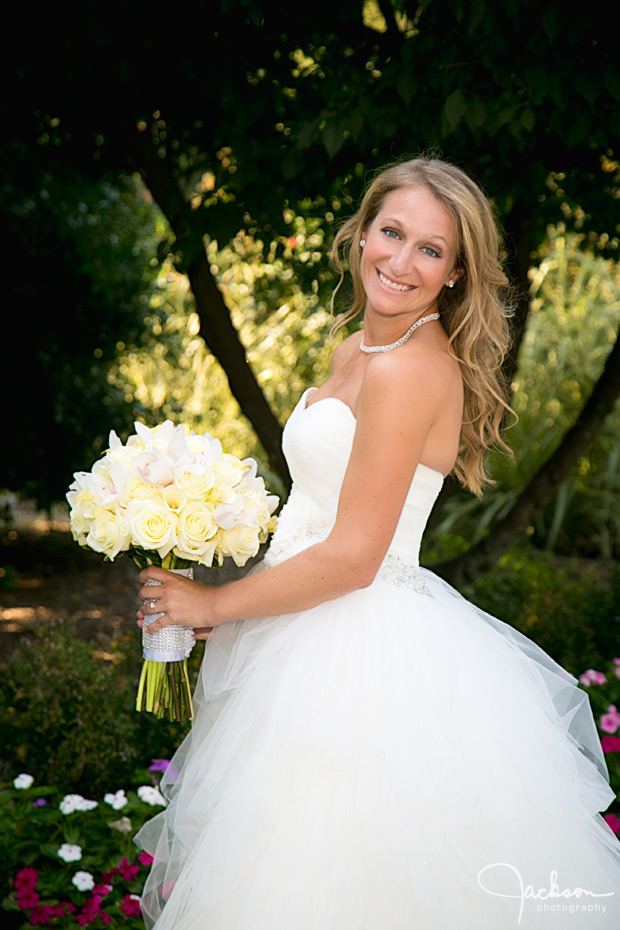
0,621,191,793
462,547,620,676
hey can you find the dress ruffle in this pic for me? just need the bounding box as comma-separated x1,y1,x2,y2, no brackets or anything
135,564,620,929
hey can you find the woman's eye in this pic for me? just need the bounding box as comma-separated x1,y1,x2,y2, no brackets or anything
421,246,441,258
381,227,400,239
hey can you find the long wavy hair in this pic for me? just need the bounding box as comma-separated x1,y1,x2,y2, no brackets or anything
329,156,514,496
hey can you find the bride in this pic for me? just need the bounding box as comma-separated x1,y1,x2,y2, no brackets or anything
134,157,620,928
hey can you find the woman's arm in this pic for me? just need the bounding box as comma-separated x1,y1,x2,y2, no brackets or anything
139,349,449,632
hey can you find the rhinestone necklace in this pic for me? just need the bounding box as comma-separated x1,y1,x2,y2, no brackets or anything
359,312,440,354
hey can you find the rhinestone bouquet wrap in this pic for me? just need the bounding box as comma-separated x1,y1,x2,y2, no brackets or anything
66,420,278,721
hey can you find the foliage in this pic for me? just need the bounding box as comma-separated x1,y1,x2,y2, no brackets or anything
0,621,191,794
427,232,620,557
460,545,620,676
0,170,159,506
0,768,164,928
107,234,337,493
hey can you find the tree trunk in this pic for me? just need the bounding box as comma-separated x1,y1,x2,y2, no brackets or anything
431,326,620,586
123,124,291,488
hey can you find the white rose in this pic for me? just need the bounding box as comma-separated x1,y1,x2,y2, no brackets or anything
69,489,98,543
174,462,216,500
175,502,218,563
219,525,260,567
85,506,130,560
126,500,178,558
13,773,34,789
125,476,158,502
58,843,82,863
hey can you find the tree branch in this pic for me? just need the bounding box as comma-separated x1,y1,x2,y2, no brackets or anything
122,124,291,488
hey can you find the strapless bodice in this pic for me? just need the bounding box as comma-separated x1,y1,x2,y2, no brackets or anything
265,387,444,568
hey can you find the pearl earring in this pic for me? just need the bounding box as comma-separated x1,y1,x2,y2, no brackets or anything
360,239,366,247
447,280,454,288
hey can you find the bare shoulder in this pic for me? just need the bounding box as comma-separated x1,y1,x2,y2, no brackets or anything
330,331,362,373
357,343,462,428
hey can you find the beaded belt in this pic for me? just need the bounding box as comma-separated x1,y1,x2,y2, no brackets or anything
303,521,431,596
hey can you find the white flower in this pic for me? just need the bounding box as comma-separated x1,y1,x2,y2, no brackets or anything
109,816,133,834
174,461,217,500
13,773,34,790
59,793,98,814
58,843,82,863
175,501,218,560
126,499,178,558
219,525,261,567
85,506,130,560
104,789,128,811
72,871,95,892
137,785,166,806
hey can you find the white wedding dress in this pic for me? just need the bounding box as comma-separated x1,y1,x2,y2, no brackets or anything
135,387,620,929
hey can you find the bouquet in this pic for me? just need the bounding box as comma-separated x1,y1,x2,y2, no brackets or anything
66,421,278,721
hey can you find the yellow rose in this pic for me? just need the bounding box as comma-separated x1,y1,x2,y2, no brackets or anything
86,507,129,560
175,502,218,565
69,489,98,544
219,525,260,567
175,464,216,500
126,500,178,558
126,477,158,502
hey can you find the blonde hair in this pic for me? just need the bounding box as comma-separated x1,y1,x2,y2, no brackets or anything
329,156,514,496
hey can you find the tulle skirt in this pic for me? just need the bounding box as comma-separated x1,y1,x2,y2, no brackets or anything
135,565,620,929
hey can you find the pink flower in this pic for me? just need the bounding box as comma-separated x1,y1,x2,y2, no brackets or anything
600,705,620,734
605,813,620,834
120,894,142,917
15,867,39,890
118,856,140,881
138,852,154,867
27,905,53,925
100,867,118,884
601,736,620,753
149,758,171,773
33,798,48,807
613,658,620,665
579,669,607,686
93,884,112,896
17,888,40,908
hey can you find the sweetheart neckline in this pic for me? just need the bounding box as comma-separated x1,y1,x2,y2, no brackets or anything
301,388,446,482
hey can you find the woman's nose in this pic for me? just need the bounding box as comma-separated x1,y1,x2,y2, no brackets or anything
388,244,416,277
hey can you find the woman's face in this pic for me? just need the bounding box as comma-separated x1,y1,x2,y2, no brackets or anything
360,186,463,320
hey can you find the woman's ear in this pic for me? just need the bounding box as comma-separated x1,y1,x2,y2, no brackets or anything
446,267,465,288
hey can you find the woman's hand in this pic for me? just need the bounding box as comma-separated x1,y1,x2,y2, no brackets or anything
137,566,217,634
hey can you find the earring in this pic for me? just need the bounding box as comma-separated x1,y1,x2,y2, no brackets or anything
360,239,366,247
447,280,454,288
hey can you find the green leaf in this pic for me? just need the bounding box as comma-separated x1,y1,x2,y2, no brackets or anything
443,89,467,132
521,107,536,132
576,75,600,107
567,113,592,148
322,122,346,159
604,63,620,101
541,6,561,43
396,66,416,106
